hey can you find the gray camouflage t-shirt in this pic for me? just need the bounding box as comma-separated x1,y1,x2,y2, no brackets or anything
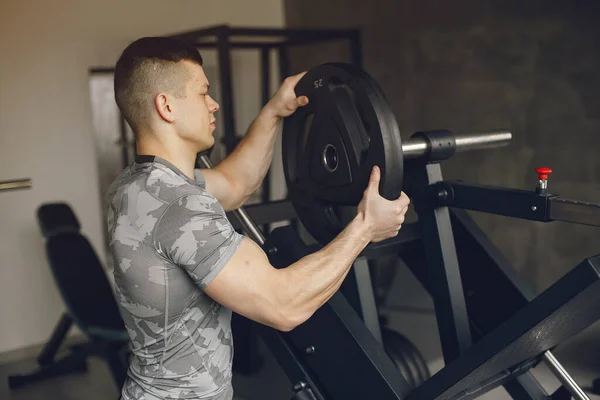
106,155,244,400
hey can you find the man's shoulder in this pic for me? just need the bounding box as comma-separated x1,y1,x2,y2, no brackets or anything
106,163,221,249
144,163,206,204
108,162,207,207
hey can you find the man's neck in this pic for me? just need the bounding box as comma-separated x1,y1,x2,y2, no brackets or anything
136,136,196,180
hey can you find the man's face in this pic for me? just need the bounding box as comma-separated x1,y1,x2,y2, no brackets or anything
172,60,219,151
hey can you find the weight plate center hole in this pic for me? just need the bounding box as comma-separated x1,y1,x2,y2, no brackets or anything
322,144,339,172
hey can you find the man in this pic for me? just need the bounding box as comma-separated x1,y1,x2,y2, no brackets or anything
106,36,410,400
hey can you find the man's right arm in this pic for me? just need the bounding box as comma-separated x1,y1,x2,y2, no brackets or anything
203,214,373,332
204,166,410,332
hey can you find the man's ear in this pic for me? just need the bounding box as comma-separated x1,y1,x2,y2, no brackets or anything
155,93,175,123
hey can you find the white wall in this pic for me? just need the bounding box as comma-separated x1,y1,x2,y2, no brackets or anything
0,0,284,354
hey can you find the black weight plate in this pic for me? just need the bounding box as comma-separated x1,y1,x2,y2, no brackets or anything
382,327,431,388
283,63,403,244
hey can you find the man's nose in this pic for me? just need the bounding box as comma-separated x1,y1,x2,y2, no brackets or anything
209,96,219,112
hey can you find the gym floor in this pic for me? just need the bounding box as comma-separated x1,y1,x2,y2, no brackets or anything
2,263,600,400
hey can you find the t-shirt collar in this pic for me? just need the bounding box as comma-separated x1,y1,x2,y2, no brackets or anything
134,154,197,185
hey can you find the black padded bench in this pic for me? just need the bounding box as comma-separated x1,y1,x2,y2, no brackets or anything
8,203,129,391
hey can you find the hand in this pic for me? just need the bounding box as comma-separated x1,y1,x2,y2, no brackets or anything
357,166,410,243
265,72,310,118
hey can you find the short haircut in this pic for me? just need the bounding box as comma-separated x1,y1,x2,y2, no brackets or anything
114,37,203,133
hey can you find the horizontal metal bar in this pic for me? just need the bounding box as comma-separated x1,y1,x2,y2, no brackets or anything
193,36,355,50
89,67,116,74
283,35,358,47
429,181,600,228
454,131,513,152
168,24,358,41
167,25,224,41
225,26,358,39
550,197,600,227
194,36,355,49
439,181,551,221
194,41,284,49
403,131,512,160
0,178,32,192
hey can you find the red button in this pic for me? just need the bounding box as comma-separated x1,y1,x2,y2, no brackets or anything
535,167,552,180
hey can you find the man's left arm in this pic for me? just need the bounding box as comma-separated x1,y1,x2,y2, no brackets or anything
200,72,308,211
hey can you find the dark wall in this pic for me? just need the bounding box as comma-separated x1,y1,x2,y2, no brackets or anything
284,0,600,292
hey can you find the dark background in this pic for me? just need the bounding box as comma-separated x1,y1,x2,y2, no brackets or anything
284,0,600,293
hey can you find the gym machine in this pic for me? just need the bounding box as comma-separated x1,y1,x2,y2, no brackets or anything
202,63,600,400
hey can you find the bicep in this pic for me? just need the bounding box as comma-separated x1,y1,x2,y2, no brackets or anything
200,168,239,211
155,194,289,329
204,237,290,330
156,193,243,288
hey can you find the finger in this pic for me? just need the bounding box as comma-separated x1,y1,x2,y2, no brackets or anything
368,166,381,191
297,95,309,107
287,71,307,86
398,191,411,206
289,96,309,110
395,203,406,215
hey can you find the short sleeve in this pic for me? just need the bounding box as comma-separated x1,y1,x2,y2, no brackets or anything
154,193,243,289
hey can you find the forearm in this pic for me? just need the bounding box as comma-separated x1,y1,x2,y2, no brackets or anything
276,214,372,325
216,105,281,204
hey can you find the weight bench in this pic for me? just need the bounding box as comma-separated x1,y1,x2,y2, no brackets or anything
8,203,129,390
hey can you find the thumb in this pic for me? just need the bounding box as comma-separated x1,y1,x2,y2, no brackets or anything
368,166,381,191
296,95,309,107
289,96,307,111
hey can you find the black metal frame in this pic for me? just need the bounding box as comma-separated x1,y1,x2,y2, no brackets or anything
421,179,600,227
241,156,600,400
263,225,414,400
409,164,600,400
401,161,599,399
